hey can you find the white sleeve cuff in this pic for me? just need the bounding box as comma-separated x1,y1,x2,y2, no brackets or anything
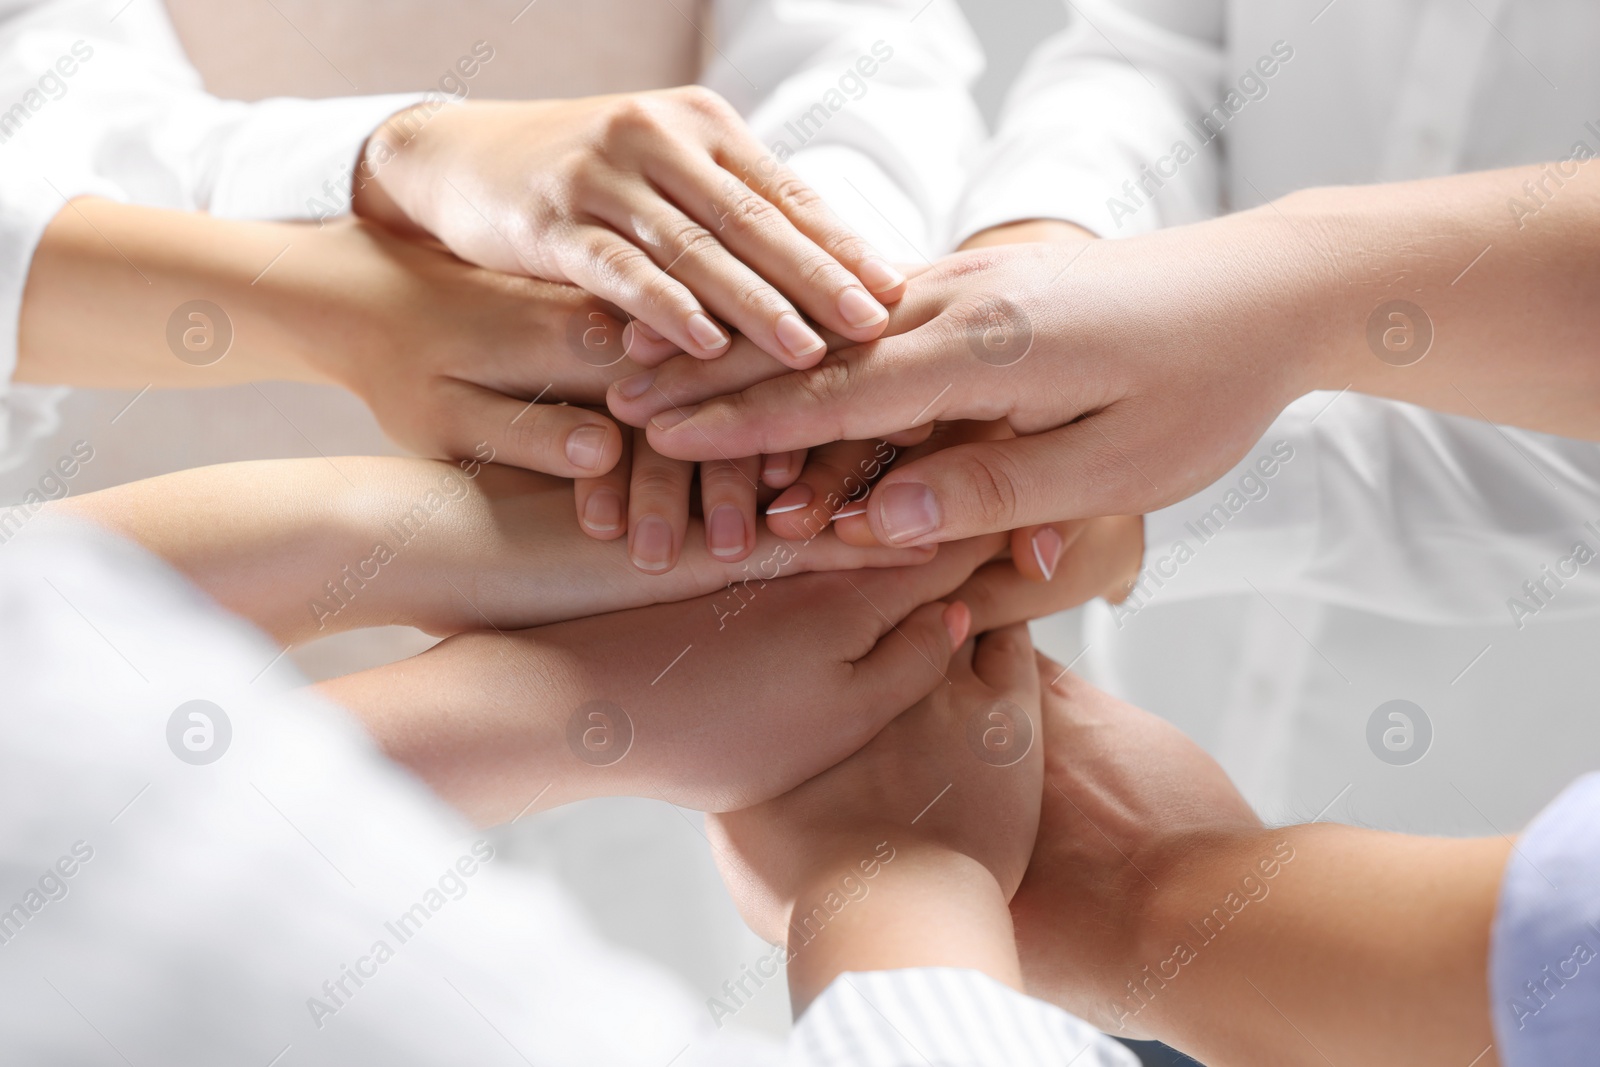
792,968,1138,1066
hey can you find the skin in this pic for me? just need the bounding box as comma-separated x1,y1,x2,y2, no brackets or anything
351,89,907,368
48,457,931,645
19,201,634,477
317,533,1007,823
708,626,1046,1014
632,164,1600,544
1014,668,1511,1067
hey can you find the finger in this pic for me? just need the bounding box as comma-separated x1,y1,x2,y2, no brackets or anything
700,455,761,562
764,439,886,541
655,157,893,345
760,450,806,489
845,602,961,729
608,336,790,427
573,431,635,540
831,421,1017,547
646,325,998,461
627,432,695,573
619,318,684,368
711,131,908,307
962,517,1143,632
431,379,623,478
883,424,934,448
561,225,732,359
838,532,1007,630
971,623,1040,705
862,414,1165,546
1009,522,1085,583
590,185,832,368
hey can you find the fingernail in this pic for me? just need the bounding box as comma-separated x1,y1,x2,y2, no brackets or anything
1032,526,1063,582
877,482,940,544
633,319,664,342
564,425,610,472
762,452,795,485
650,406,695,431
775,311,826,362
858,257,906,294
582,489,623,533
631,515,675,572
831,504,867,521
765,484,814,516
707,505,747,558
943,601,971,647
838,287,888,329
614,370,656,401
687,312,728,351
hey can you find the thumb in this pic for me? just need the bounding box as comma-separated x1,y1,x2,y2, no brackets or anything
430,379,625,478
864,415,1163,546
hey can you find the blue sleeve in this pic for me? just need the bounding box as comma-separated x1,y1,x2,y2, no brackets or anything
1490,772,1600,1066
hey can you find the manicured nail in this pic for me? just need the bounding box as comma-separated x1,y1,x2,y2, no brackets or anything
857,257,906,295
708,505,747,558
650,406,695,431
582,489,623,533
831,504,867,521
877,482,939,544
630,515,675,572
943,601,971,648
765,484,814,516
838,287,888,329
775,311,826,362
564,425,609,471
614,370,656,401
687,312,728,351
1032,526,1063,582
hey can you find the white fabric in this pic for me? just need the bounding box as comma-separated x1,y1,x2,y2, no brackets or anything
0,515,1130,1065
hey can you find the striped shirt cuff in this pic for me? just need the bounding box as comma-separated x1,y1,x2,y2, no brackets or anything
791,968,1138,1066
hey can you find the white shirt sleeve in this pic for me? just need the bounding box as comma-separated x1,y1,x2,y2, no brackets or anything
951,0,1226,243
1119,392,1600,629
705,0,987,260
794,968,1138,1066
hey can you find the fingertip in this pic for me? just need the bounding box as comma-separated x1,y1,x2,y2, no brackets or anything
943,601,972,649
857,256,907,299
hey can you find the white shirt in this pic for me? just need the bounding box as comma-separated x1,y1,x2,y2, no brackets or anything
968,0,1600,838
0,0,987,463
0,516,1135,1066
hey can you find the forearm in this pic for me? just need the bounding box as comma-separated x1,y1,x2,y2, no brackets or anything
786,846,1022,1016
1258,164,1600,436
17,199,343,388
1114,824,1510,1065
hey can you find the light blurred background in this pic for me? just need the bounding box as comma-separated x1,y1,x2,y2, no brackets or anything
8,0,1598,1057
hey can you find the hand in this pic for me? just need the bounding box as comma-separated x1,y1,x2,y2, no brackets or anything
636,221,1319,544
320,533,1006,823
708,625,1044,1011
58,457,931,644
953,515,1144,626
353,90,907,368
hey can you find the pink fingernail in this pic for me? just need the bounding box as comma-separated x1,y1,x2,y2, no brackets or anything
631,515,675,573
564,425,609,472
1032,526,1063,582
831,504,867,521
582,489,623,533
708,505,747,558
614,370,656,401
650,406,695,431
687,312,729,351
766,484,814,516
762,453,795,485
877,482,939,544
775,312,826,363
838,287,888,329
858,257,906,294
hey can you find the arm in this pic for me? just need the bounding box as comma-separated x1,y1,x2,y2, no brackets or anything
1013,669,1509,1066
49,455,928,645
710,627,1138,1064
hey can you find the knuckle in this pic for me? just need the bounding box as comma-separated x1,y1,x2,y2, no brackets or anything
963,451,1024,530
629,467,685,499
731,276,785,314
663,218,722,262
795,252,845,291
793,358,855,409
591,239,651,287
673,84,735,120
767,174,823,214
604,95,665,139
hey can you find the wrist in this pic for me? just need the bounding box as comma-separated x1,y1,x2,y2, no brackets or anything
785,843,1020,1015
